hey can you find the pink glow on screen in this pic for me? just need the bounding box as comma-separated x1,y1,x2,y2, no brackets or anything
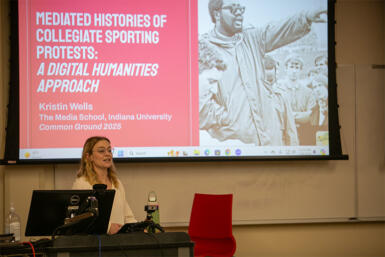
19,0,199,148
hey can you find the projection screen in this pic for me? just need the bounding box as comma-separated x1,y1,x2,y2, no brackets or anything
3,0,346,162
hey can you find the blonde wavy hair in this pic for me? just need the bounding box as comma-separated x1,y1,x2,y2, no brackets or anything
77,136,119,188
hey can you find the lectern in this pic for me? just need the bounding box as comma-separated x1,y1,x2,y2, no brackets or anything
46,232,193,257
0,232,194,257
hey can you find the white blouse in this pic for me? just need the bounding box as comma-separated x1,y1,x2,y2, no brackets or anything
72,176,137,228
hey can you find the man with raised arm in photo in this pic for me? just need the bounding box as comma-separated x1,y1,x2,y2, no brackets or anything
199,0,326,146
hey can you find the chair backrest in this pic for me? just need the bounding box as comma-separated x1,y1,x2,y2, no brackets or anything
188,193,233,239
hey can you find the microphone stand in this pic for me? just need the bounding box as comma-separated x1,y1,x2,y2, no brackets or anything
144,206,164,233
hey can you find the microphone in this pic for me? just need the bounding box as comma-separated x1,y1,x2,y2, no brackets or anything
88,184,106,217
92,183,107,199
93,183,107,192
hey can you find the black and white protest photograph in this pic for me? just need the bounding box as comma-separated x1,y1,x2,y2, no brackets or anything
198,0,329,147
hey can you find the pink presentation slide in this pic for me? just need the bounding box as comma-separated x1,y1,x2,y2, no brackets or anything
19,0,199,148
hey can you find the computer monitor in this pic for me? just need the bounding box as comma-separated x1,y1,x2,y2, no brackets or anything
25,189,115,236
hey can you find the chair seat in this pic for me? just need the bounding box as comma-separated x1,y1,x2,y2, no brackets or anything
191,236,236,257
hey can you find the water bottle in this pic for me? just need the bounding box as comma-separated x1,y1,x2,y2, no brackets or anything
146,191,160,224
5,203,21,242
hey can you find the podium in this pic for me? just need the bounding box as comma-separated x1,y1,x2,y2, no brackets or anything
0,232,194,257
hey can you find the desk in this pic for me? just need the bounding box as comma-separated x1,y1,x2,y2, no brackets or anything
0,232,194,257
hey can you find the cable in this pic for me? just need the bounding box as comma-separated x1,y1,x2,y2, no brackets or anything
23,241,36,257
97,234,102,257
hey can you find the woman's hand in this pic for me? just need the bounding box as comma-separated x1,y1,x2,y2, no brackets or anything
108,223,122,234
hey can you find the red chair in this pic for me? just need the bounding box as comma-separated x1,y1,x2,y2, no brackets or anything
188,193,236,257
